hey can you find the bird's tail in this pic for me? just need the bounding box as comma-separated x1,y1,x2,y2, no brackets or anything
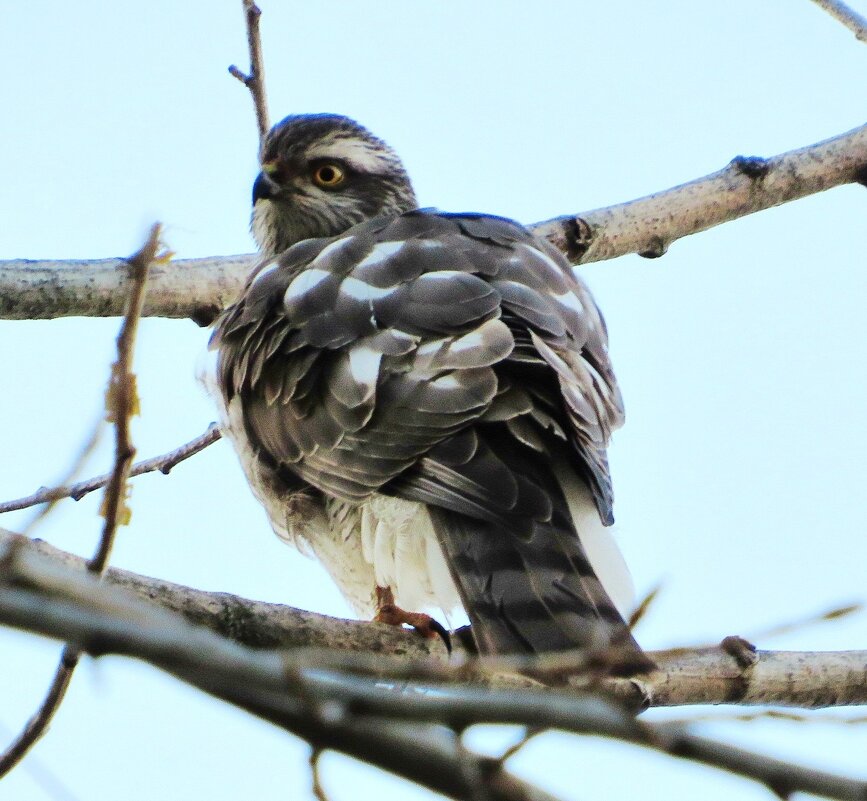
427,474,651,674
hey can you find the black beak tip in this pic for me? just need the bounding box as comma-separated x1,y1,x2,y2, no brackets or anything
252,172,275,204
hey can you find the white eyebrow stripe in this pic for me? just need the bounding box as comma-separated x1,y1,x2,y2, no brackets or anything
306,138,397,173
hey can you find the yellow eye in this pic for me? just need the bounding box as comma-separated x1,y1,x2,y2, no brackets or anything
312,164,346,188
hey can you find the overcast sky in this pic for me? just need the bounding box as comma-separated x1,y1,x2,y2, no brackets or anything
1,2,865,800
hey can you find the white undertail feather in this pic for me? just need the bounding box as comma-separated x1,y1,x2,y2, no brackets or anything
553,458,636,618
331,495,462,618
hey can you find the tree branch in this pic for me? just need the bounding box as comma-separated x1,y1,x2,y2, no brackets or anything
0,423,222,515
810,0,867,42
1,123,865,322
534,123,867,264
2,530,865,710
228,0,270,147
0,253,253,324
2,535,866,801
0,529,447,659
0,224,159,778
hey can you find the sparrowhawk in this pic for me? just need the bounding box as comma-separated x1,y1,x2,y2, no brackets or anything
208,114,647,666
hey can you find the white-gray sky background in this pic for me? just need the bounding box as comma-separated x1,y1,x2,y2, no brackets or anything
1,2,865,799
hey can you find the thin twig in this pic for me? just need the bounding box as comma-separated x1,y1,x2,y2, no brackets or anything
810,0,867,42
0,719,83,801
0,659,75,781
628,583,662,630
0,224,160,779
0,424,222,515
18,417,103,532
228,0,270,146
659,709,867,727
309,748,330,801
744,602,863,642
91,223,161,570
494,726,546,766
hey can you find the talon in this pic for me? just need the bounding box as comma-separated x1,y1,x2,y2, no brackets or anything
374,586,452,654
426,617,452,654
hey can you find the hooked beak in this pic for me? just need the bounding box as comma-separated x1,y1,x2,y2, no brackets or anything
252,170,279,204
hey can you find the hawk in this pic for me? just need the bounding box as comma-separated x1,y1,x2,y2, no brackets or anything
209,114,647,666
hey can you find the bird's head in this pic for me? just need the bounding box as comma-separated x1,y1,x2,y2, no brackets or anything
251,114,418,257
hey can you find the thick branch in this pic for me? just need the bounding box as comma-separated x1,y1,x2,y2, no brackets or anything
810,0,867,42
2,530,865,710
612,646,867,708
0,529,445,658
534,123,867,264
2,124,865,322
0,254,253,323
2,535,866,801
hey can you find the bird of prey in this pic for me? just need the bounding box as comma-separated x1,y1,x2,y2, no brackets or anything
208,113,647,666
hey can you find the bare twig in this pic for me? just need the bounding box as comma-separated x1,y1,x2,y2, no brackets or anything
0,720,83,801
92,222,161,570
0,424,222,515
0,659,75,782
744,602,864,642
229,0,270,146
19,418,103,533
2,123,865,322
628,583,662,630
0,225,159,779
659,709,867,727
493,726,545,766
2,530,866,710
309,748,330,801
1,549,866,801
810,0,867,42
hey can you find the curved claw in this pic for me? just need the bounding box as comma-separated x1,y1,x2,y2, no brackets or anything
426,617,452,654
374,586,452,654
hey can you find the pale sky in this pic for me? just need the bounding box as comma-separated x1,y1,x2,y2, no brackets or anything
1,2,865,800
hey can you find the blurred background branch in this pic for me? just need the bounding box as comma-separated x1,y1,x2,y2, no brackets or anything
2,532,867,801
